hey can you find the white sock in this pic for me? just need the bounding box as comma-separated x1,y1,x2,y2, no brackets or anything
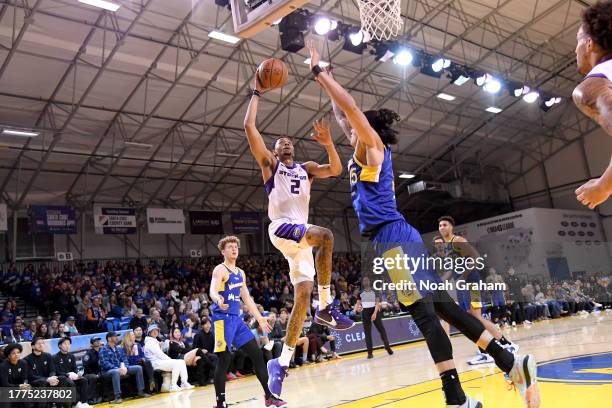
279,344,295,367
318,285,331,309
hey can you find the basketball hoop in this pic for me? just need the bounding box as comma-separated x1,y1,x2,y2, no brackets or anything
357,0,403,41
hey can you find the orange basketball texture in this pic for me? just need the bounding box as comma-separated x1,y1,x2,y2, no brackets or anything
257,58,288,89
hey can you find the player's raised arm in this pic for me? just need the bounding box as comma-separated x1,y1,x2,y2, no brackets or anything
303,117,342,179
244,77,276,177
324,67,356,145
209,265,229,311
573,77,612,135
239,271,272,332
307,40,384,152
573,78,612,209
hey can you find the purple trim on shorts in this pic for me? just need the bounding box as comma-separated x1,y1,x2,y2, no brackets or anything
274,223,307,243
586,73,607,79
264,160,280,195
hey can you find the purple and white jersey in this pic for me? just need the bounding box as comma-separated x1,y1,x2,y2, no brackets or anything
265,160,311,224
586,59,612,81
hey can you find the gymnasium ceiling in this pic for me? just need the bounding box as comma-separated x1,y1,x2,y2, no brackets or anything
0,0,603,218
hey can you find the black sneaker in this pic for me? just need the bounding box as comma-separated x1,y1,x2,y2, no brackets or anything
367,353,374,359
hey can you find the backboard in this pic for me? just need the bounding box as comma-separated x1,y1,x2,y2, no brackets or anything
230,0,310,38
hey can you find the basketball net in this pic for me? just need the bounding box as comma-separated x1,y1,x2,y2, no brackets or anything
357,0,403,41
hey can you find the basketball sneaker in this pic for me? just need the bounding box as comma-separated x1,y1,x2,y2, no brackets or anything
314,304,355,330
504,341,520,354
265,395,288,407
447,396,483,408
508,354,541,408
467,352,494,365
267,358,289,397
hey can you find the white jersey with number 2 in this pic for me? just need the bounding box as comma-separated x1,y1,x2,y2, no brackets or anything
265,161,311,224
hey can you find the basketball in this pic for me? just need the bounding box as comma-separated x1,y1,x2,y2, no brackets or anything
257,58,288,90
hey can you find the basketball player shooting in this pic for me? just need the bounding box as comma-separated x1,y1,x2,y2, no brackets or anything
308,40,540,408
573,0,612,209
243,60,355,399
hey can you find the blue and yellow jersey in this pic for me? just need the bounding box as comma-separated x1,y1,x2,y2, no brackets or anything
211,264,243,316
348,147,404,235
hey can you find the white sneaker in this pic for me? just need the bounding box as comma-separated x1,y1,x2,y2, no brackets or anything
169,385,181,392
512,321,517,327
180,382,194,389
447,396,483,407
504,342,520,354
508,354,541,408
467,352,495,365
524,320,532,325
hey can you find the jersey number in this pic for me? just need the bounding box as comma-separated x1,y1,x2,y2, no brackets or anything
290,179,300,194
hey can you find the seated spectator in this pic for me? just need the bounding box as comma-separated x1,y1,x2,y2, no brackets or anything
23,320,38,341
54,323,68,339
149,309,168,337
0,311,13,338
7,321,27,343
143,325,193,391
192,317,217,384
275,309,309,367
25,337,73,394
99,331,150,403
133,326,145,346
49,319,60,338
181,318,196,345
308,322,339,361
53,337,96,408
166,308,183,332
86,296,107,334
83,336,102,377
35,322,51,339
129,309,148,333
122,330,156,393
64,316,80,337
0,343,31,398
166,327,208,386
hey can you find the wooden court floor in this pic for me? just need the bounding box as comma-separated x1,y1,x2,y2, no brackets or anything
97,311,612,407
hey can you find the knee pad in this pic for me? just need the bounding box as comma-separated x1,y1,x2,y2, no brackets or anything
408,296,453,363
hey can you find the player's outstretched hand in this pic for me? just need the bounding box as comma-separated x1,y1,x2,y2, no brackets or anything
259,317,272,333
312,117,332,146
576,178,611,209
216,295,229,311
253,74,266,94
307,39,320,69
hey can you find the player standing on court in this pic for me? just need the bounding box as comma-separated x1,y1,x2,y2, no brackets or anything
210,236,286,408
308,40,540,408
437,216,518,366
243,64,355,399
573,0,612,209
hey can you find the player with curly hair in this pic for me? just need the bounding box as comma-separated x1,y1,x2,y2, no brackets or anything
574,0,612,209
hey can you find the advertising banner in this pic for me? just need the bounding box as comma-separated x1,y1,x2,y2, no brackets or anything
231,211,261,234
94,207,137,235
189,211,224,235
146,208,185,234
30,205,76,234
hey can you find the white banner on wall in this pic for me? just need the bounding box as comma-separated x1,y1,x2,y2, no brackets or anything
94,206,137,235
146,208,185,234
0,203,7,232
